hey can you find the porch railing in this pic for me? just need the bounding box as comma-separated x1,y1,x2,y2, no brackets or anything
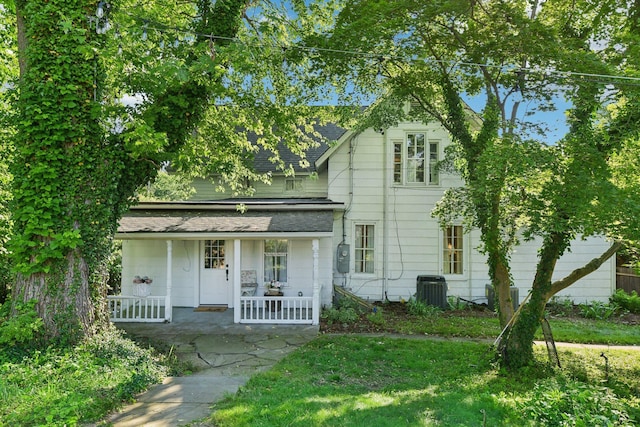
108,295,168,322
239,296,314,324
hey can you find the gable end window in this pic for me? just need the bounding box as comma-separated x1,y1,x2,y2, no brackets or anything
355,224,375,274
393,134,439,185
285,178,303,192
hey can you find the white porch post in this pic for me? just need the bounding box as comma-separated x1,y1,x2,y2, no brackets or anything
166,240,173,322
233,239,241,323
312,239,320,325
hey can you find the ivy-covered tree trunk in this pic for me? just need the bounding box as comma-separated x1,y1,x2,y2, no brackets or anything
10,0,250,342
501,232,564,368
490,253,514,327
11,0,130,341
442,82,515,327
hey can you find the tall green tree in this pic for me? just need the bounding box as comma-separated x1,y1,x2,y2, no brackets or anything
7,0,331,342
298,0,640,368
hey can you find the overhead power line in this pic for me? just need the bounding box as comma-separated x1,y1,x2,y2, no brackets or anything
99,10,640,86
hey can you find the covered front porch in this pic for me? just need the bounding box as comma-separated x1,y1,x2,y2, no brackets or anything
113,200,339,325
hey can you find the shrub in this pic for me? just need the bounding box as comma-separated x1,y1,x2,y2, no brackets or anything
322,306,359,325
0,299,44,359
366,308,385,326
546,297,576,317
447,296,466,310
0,326,168,426
407,298,441,317
610,290,640,314
518,376,634,426
0,252,12,305
579,301,619,320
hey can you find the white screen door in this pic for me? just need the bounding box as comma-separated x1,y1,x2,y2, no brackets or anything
200,240,228,305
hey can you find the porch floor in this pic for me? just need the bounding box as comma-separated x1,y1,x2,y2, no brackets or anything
114,307,320,336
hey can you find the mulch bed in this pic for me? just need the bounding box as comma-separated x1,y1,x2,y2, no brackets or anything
319,301,493,334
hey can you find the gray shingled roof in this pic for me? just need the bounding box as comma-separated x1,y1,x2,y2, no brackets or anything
118,209,335,234
251,122,347,173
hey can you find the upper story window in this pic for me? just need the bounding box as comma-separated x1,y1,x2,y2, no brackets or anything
443,225,463,274
285,177,303,192
393,133,439,185
355,224,375,274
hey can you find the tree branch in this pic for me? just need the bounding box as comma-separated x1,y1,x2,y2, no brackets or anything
548,240,622,297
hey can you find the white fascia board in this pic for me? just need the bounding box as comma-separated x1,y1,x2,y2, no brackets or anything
315,129,357,170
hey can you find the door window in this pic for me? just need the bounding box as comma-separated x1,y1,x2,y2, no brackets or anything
204,240,225,269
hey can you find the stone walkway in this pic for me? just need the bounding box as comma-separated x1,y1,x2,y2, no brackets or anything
101,309,319,426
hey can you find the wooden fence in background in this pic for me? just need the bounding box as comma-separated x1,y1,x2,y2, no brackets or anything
616,267,640,294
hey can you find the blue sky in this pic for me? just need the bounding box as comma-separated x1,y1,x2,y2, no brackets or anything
464,95,571,144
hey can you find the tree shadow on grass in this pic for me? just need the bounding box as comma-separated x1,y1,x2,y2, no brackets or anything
209,335,532,426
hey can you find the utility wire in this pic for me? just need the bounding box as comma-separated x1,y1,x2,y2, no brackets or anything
108,12,640,85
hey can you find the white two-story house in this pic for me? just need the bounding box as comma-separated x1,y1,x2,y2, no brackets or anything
112,114,615,324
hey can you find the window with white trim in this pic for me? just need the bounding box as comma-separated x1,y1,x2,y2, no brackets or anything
264,239,288,283
285,177,303,192
355,224,375,274
443,225,463,274
393,133,439,185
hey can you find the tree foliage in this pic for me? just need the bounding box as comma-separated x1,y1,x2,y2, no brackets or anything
5,0,338,342
297,0,640,368
0,3,17,303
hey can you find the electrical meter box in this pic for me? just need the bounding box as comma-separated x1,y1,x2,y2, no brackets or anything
336,243,350,273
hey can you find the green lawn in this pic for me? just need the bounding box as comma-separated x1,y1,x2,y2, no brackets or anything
209,335,640,426
390,313,640,345
2,302,639,426
208,303,640,427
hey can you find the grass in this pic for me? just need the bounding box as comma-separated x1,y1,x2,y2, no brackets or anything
207,300,640,426
389,313,640,345
1,297,639,426
0,326,180,426
208,335,640,426
544,317,640,345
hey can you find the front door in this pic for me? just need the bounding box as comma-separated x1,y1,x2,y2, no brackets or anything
200,240,228,305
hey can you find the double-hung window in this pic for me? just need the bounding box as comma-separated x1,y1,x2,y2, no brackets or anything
264,239,288,283
285,177,303,192
443,225,463,274
393,133,439,185
355,224,375,274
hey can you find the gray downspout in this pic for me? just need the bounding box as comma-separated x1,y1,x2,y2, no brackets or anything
382,129,389,301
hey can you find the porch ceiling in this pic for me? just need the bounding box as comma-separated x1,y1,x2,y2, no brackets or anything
117,209,334,234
